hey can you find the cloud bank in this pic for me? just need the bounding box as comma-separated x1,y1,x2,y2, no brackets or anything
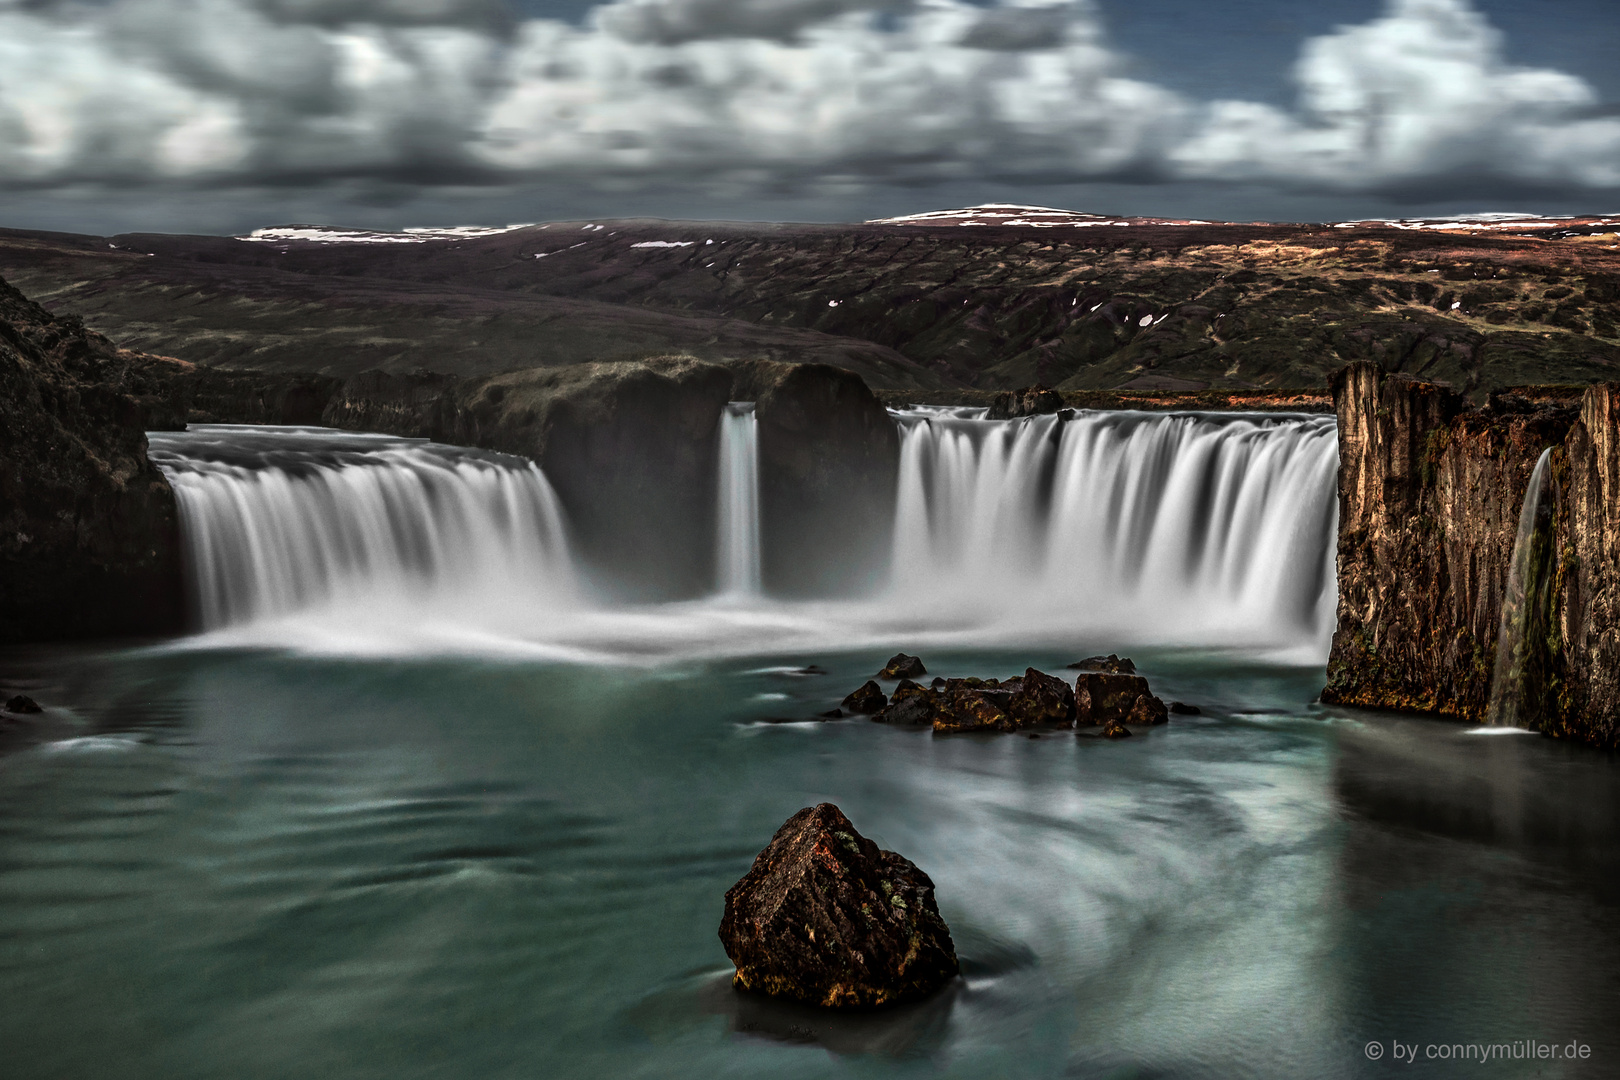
0,0,1615,202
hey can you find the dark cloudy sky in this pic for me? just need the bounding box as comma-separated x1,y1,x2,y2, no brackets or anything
1,0,1616,234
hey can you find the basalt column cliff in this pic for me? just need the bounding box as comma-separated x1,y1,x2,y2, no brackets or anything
1324,361,1620,747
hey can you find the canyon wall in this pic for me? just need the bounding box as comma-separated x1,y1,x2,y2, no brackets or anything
0,278,184,641
1323,361,1620,747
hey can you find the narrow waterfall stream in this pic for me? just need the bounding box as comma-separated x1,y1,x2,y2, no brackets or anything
1486,447,1556,728
715,402,762,597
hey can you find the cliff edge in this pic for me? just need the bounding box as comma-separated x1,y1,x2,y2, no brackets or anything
0,274,184,641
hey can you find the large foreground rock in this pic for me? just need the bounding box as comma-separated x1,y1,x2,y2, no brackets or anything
719,803,959,1009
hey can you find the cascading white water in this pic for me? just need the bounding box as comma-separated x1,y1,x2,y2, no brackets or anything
1485,447,1555,728
146,410,1339,664
148,426,577,633
715,402,762,596
889,407,1341,656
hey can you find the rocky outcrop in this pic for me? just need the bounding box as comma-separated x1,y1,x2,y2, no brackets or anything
730,359,900,597
841,681,887,715
0,274,184,641
1074,672,1160,725
1068,654,1136,674
876,653,927,680
1323,361,1620,748
1322,363,1577,722
719,803,959,1008
869,668,1081,733
1542,386,1620,745
314,359,733,598
986,384,1064,419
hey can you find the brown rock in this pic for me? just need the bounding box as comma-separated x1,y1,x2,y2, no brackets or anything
1004,667,1076,727
840,681,887,715
987,384,1064,420
1099,721,1133,739
719,803,959,1008
1126,694,1169,726
877,653,928,680
1073,672,1152,725
1324,361,1620,748
875,682,941,725
1067,654,1136,674
932,685,1011,733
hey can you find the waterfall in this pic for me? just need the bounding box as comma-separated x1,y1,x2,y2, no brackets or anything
1486,447,1556,728
889,407,1341,655
144,410,1340,663
148,426,576,631
715,402,762,597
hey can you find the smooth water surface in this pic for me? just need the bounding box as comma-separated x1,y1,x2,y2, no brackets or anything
3,646,1616,1079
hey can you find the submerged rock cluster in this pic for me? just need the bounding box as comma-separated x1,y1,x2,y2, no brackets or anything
844,653,1171,738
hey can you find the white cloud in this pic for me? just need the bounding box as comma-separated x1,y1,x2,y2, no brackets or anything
0,0,1614,199
476,0,1178,183
1171,0,1620,192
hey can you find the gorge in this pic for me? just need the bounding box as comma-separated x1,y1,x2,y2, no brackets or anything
5,232,1620,1075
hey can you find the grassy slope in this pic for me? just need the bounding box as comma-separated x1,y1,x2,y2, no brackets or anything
0,220,1616,396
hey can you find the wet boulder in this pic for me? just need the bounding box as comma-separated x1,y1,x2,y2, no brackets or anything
719,803,959,1008
841,681,887,715
1100,720,1133,739
932,685,1011,734
1004,668,1076,727
4,694,42,714
1169,701,1201,715
874,682,941,725
1067,654,1136,674
1128,694,1169,726
1074,672,1153,725
929,678,1029,733
877,653,927,680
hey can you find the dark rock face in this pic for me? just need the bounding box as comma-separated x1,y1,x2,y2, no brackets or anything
876,668,1077,732
841,681,887,715
4,694,41,713
1323,361,1620,748
1099,721,1133,739
1168,701,1201,715
1127,694,1169,726
0,274,184,642
730,360,900,598
326,359,735,600
1322,363,1578,724
931,683,1012,733
877,654,927,679
1068,654,1136,674
1006,667,1077,725
987,384,1064,419
1074,673,1153,725
719,803,959,1009
874,682,939,725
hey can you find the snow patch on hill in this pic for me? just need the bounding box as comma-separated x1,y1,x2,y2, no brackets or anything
241,224,536,244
